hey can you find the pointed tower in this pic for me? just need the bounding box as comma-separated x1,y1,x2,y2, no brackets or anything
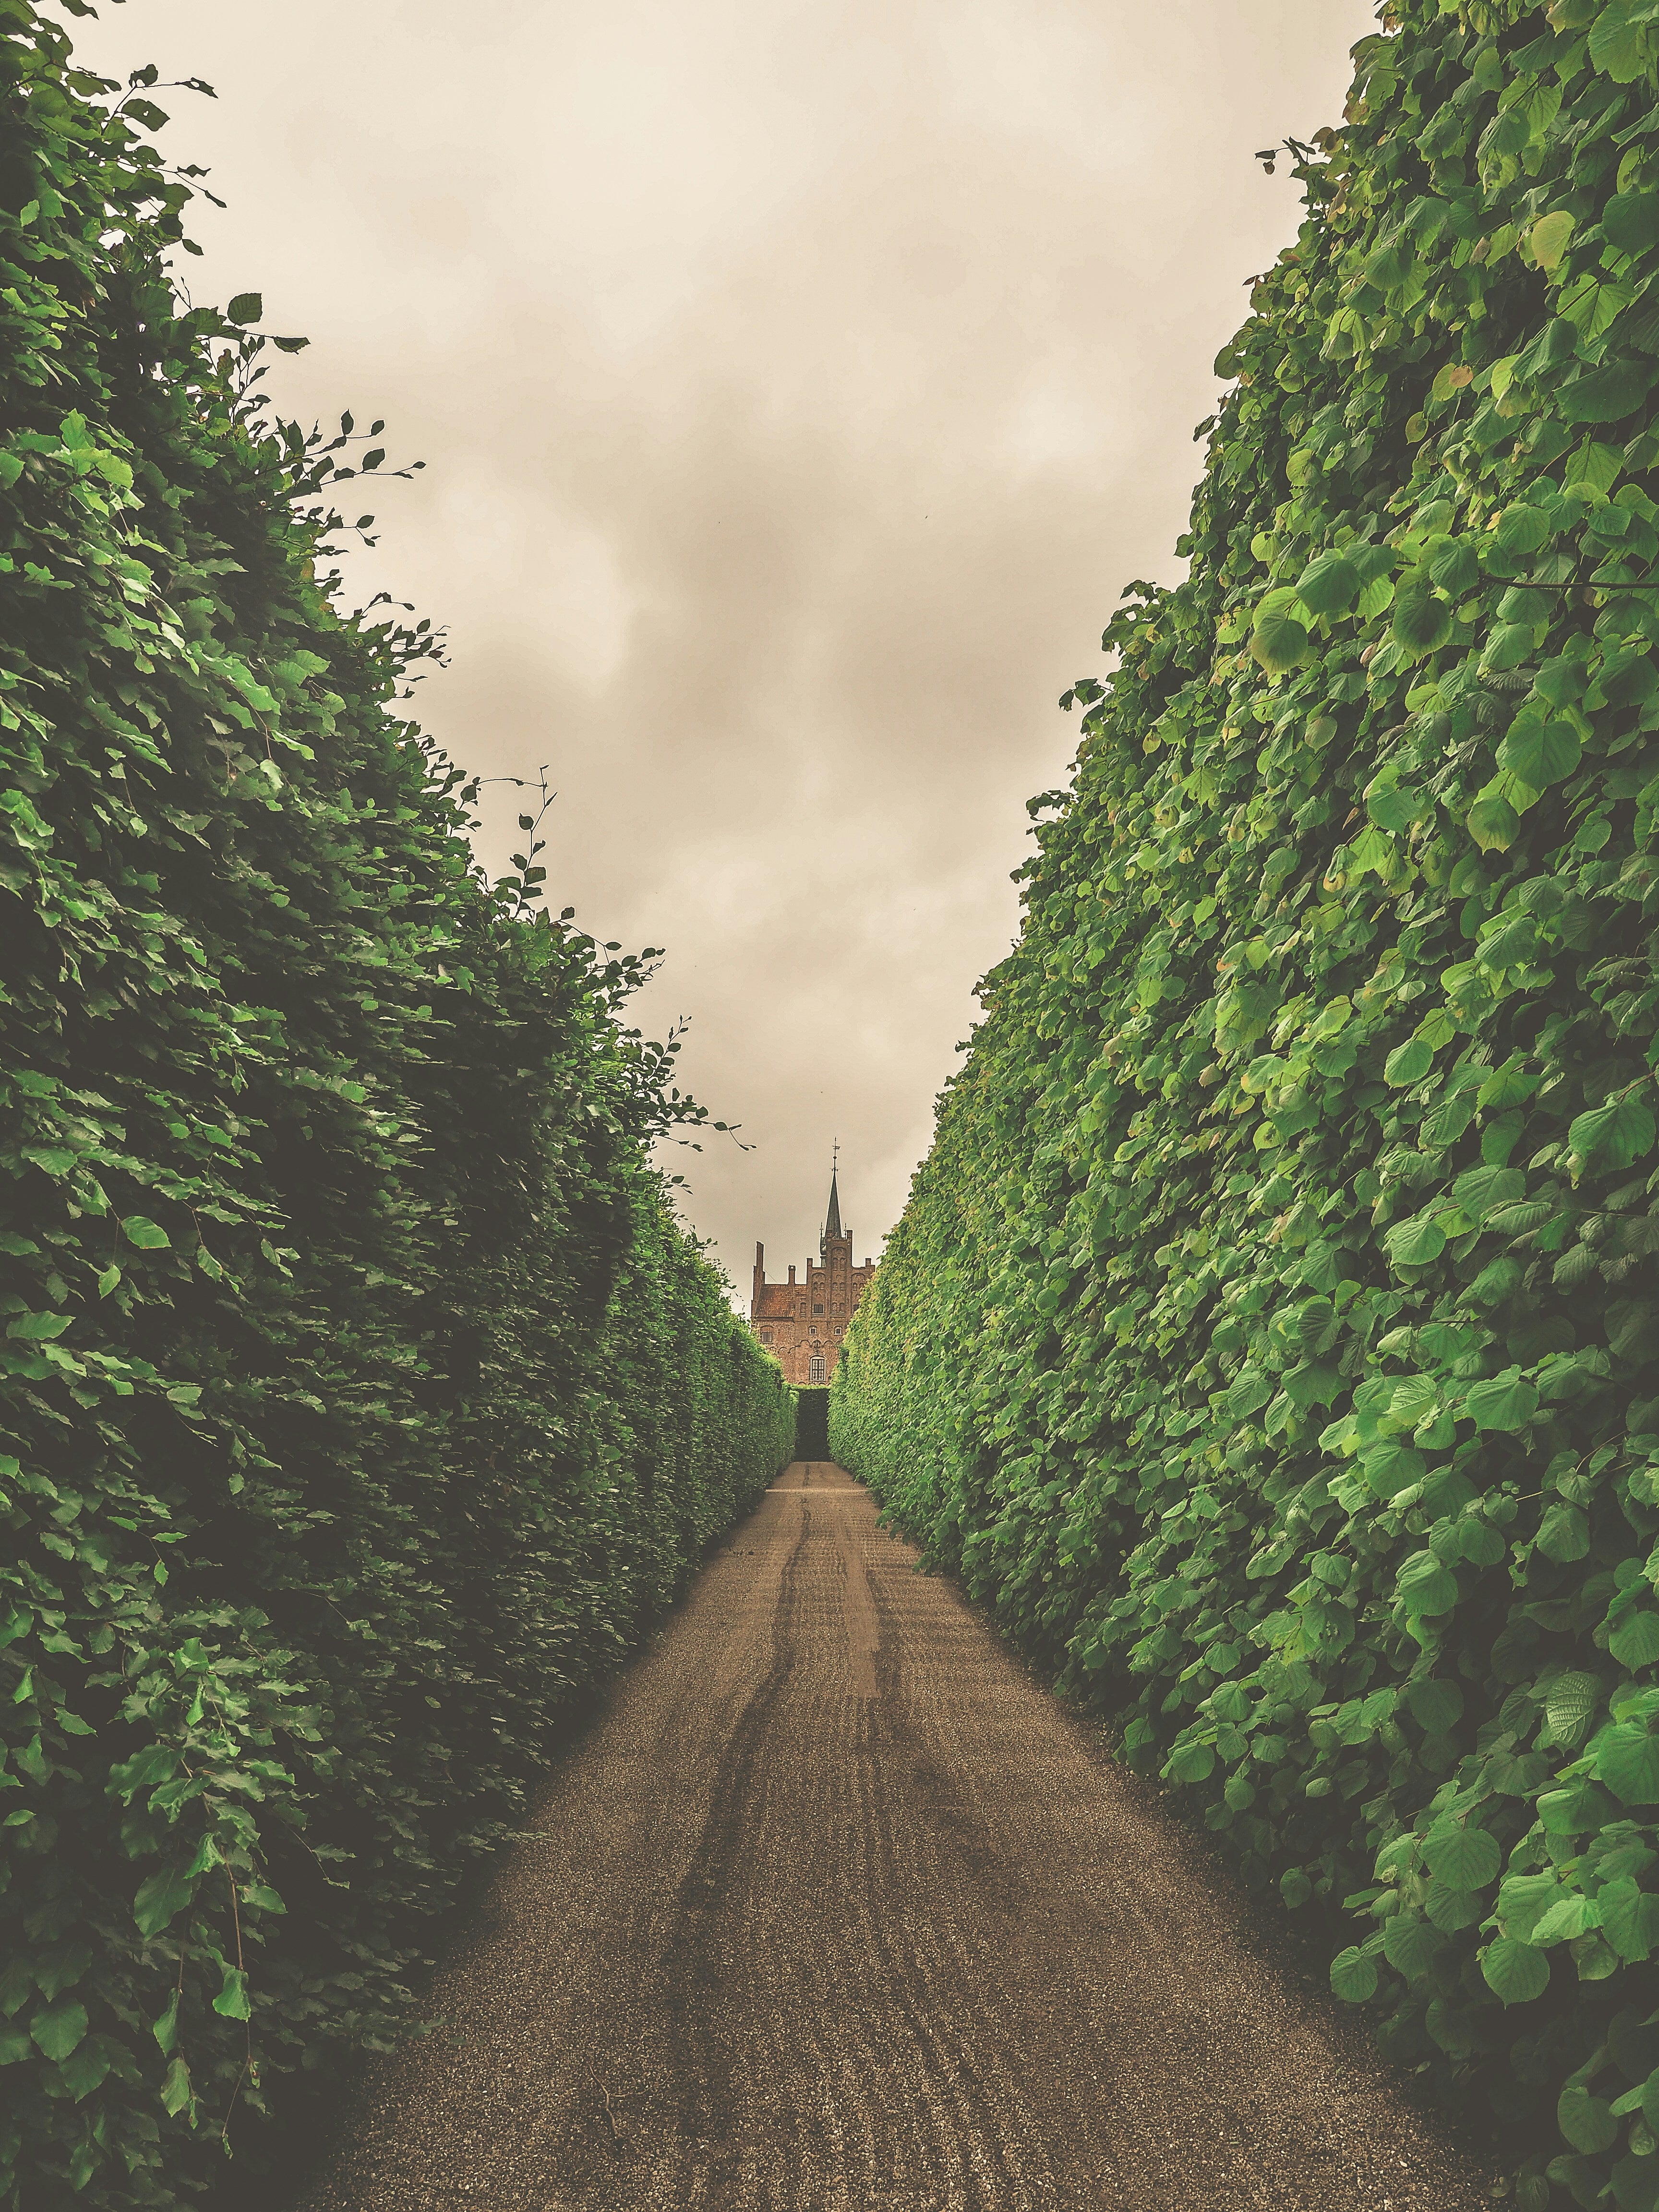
820,1164,843,1257
748,1159,878,1387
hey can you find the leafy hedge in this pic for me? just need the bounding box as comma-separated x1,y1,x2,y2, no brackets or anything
0,9,793,2206
834,4,1659,2203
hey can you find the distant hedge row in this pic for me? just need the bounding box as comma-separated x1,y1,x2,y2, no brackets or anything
0,10,793,2206
835,5,1659,2206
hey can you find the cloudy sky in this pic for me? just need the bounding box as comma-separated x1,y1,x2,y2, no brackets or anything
76,0,1373,1298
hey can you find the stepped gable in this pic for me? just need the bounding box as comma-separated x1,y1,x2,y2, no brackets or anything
751,1165,876,1386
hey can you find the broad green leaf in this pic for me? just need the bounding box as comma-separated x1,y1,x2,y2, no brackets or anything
160,2055,192,2118
1330,1947,1378,2002
226,291,263,324
1467,791,1519,852
1536,1501,1590,1562
1481,1937,1550,2004
1384,1037,1434,1087
1531,1893,1598,1946
120,1216,171,1250
5,1312,72,1341
29,1998,87,2062
1406,1678,1464,1733
1493,505,1551,559
1562,358,1659,423
1425,1882,1486,1932
1363,1442,1425,1500
1391,584,1453,658
1569,1095,1657,1172
1423,1825,1499,1889
1252,589,1311,674
1295,551,1359,615
1497,718,1581,788
133,1863,197,1938
59,2043,109,2102
1382,1913,1445,1979
1386,1213,1446,1268
1559,2085,1619,2154
1545,1671,1601,1748
1500,1873,1565,1938
213,1966,251,2020
1451,1166,1524,1220
1607,191,1659,258
1463,1370,1539,1433
1529,211,1575,275
1598,1724,1659,1806
1612,1612,1659,1670
1395,1552,1458,1616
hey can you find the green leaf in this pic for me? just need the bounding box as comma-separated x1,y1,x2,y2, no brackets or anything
29,1997,87,2062
1451,1166,1525,1221
226,291,263,325
1606,191,1659,259
1569,1095,1656,1172
1295,551,1359,615
1559,2085,1619,2154
1598,1724,1659,1805
212,1966,251,2020
1386,1213,1447,1268
1406,1678,1464,1733
60,2042,110,2102
1426,1882,1486,1932
1562,358,1659,424
1545,1671,1601,1748
120,1216,170,1250
1481,1937,1551,2004
1423,1825,1500,1889
160,2054,192,2118
1330,1947,1378,2002
5,1311,72,1341
151,1990,178,2054
1363,1441,1426,1501
1382,1913,1445,1979
1536,1501,1590,1562
1467,790,1519,852
133,1863,197,1937
1384,1036,1435,1087
1530,211,1575,275
1611,1612,1659,1670
1395,1552,1459,1616
1252,588,1311,674
1391,583,1453,658
1497,718,1581,789
1532,1893,1598,1946
1493,505,1551,560
1463,1370,1539,1433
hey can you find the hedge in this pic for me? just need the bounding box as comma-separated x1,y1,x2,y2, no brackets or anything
834,5,1659,2204
0,9,793,2205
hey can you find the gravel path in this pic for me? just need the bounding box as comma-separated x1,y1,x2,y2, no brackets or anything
299,1462,1493,2212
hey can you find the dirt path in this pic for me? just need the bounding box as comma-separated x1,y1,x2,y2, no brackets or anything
299,1463,1492,2212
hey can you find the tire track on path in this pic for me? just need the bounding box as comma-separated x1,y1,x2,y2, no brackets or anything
297,1461,1493,2212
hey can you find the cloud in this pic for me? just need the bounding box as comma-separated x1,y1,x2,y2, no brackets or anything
76,0,1375,1293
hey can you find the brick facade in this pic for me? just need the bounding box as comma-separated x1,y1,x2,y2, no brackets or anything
750,1170,875,1386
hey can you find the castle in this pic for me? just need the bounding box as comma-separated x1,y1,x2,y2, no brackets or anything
750,1167,876,1386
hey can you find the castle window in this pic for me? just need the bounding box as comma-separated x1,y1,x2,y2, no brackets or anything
808,1324,817,1336
813,1303,823,1314
809,1354,826,1382
760,1331,772,1344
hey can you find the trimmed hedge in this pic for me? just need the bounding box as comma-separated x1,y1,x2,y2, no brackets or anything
835,5,1659,2204
0,10,793,2206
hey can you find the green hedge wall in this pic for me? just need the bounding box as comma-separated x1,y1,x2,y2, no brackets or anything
834,5,1659,2205
0,10,793,2206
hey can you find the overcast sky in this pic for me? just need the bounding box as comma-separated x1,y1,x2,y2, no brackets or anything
75,0,1373,1298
